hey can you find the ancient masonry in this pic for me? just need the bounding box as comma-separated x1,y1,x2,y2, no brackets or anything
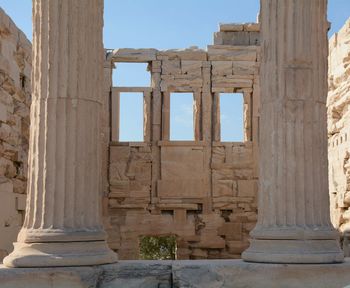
328,18,350,255
104,23,260,260
0,4,349,263
0,8,30,260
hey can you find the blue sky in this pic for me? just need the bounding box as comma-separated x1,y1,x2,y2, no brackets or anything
0,1,349,141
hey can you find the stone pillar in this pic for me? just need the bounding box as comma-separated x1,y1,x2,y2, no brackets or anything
3,0,117,267
242,0,344,263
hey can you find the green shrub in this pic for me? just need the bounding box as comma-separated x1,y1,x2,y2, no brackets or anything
139,235,176,260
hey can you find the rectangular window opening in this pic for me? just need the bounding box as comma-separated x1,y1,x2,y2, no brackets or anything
113,62,150,87
139,235,177,260
119,92,144,142
170,92,194,141
220,93,244,142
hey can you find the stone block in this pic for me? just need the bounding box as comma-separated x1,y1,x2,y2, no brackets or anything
0,262,172,288
218,223,242,241
2,261,350,288
110,146,130,161
15,194,26,211
237,180,257,197
0,181,13,194
190,236,226,249
233,168,254,179
243,23,260,32
0,101,7,122
2,142,19,161
162,60,181,75
219,23,244,32
0,260,350,288
211,146,225,164
111,48,157,62
181,60,202,76
0,157,16,178
211,61,232,76
249,32,260,45
231,145,254,167
212,76,253,89
176,248,191,260
212,168,233,181
174,209,186,224
172,260,350,288
232,61,256,75
213,180,236,197
158,179,206,199
191,248,208,259
0,188,22,258
13,178,26,194
161,147,204,180
0,123,19,146
215,31,252,46
208,45,257,61
157,48,207,61
109,162,128,183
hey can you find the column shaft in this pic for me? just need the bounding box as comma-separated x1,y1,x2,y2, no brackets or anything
3,0,117,267
242,0,343,263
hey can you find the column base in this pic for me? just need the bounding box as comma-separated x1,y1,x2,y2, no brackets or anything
3,241,118,268
242,239,344,264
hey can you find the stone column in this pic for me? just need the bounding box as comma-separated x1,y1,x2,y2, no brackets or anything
242,0,344,263
3,0,117,267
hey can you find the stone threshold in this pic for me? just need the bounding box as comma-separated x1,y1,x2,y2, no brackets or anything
1,259,350,287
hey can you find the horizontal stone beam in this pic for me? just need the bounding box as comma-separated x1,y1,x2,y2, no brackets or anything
1,260,350,287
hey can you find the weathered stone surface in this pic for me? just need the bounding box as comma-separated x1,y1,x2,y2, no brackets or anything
2,3,350,287
111,48,157,62
0,261,172,288
105,26,260,259
219,23,244,32
243,0,343,264
328,18,350,255
0,8,30,262
172,260,350,288
208,45,257,61
157,48,207,61
3,0,117,267
1,260,350,288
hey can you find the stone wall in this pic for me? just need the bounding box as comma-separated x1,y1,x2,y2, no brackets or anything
214,23,260,46
0,9,31,261
104,23,261,260
2,9,350,262
328,18,350,255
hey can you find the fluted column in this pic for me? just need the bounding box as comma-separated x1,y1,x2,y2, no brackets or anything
3,0,117,267
242,0,344,263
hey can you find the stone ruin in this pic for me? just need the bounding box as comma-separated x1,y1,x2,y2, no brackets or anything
104,24,260,260
0,7,263,261
0,1,350,287
328,18,350,256
0,8,31,261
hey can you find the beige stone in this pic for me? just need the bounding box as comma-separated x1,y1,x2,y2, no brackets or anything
0,8,31,263
220,23,244,32
244,23,260,32
208,45,257,61
4,0,347,269
3,0,117,267
328,18,350,255
111,48,157,62
1,260,350,288
243,0,343,264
